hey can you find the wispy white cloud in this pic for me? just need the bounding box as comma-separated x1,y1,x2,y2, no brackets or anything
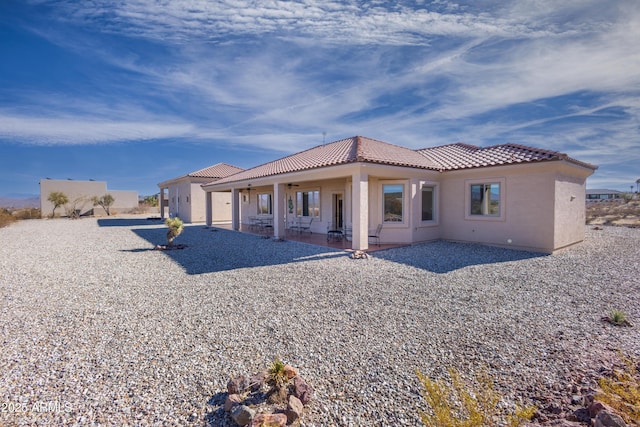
0,114,194,145
4,0,639,190
34,0,531,45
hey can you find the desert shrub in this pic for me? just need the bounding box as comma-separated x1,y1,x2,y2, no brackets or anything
13,208,41,220
64,196,89,219
0,209,16,228
417,367,535,427
47,191,68,217
165,217,184,245
92,194,115,216
267,357,288,388
597,354,640,424
142,195,158,207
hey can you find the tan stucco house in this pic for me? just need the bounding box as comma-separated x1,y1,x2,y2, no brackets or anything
40,179,138,217
158,163,243,223
201,136,597,253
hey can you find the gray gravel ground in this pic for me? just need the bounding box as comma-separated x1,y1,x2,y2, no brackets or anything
0,217,638,426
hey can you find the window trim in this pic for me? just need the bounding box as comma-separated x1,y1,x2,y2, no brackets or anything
465,178,505,221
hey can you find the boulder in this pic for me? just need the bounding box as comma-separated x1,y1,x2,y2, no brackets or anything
231,405,255,426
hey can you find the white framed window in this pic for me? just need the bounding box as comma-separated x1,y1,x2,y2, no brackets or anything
296,190,320,217
421,185,436,222
465,178,505,220
257,193,272,215
382,183,404,223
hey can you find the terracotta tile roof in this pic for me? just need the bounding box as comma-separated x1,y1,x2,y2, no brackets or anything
206,137,596,187
187,163,244,179
211,136,440,185
417,142,597,171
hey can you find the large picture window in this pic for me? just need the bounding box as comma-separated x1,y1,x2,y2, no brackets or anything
470,183,500,216
296,190,319,217
383,184,403,222
421,185,435,221
257,193,272,215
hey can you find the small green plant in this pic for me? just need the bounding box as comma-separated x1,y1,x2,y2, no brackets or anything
597,353,640,424
609,309,629,326
267,357,289,404
165,217,184,245
417,367,535,427
268,357,287,386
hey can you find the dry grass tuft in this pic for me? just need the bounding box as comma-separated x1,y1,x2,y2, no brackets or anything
586,200,640,227
0,209,17,228
597,353,640,424
417,367,535,427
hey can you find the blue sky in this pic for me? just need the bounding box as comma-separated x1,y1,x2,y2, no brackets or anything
1,0,639,198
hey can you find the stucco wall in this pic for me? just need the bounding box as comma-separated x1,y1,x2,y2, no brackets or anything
439,165,559,252
437,162,590,253
165,179,232,223
553,172,588,250
108,190,139,212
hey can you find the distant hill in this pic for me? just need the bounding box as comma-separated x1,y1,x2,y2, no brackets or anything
0,197,39,209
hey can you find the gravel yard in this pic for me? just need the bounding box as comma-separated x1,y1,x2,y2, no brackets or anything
1,217,638,426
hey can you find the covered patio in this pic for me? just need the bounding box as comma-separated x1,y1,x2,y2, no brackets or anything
212,222,406,252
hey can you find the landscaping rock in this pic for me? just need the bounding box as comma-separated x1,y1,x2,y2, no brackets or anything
594,410,627,427
286,395,304,424
284,364,298,379
249,371,266,391
231,405,255,426
293,376,314,404
569,407,591,423
224,393,242,412
350,250,369,259
249,413,287,427
228,375,249,394
588,400,607,418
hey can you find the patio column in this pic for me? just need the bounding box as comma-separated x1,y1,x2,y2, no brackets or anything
351,171,369,251
205,191,212,226
231,188,240,231
273,183,286,239
159,187,166,220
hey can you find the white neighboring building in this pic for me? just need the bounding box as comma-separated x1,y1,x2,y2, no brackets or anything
39,179,139,217
158,163,243,223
